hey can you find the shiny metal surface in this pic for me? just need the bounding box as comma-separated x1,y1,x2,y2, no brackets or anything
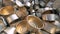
42,14,59,21
50,27,57,34
16,20,31,34
4,27,16,34
53,20,60,28
0,0,60,34
0,16,7,26
50,28,60,34
0,17,6,32
25,2,31,7
6,14,19,23
16,7,28,19
0,6,14,16
26,15,45,29
0,20,5,32
42,22,57,34
16,0,24,7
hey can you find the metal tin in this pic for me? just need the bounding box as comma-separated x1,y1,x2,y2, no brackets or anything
26,15,45,29
0,6,14,16
40,7,55,15
16,7,28,19
27,15,53,34
42,14,59,21
0,18,6,32
7,14,19,23
16,20,31,34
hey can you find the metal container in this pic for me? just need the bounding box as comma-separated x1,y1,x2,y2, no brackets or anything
26,15,57,34
35,7,53,17
0,6,14,16
16,7,28,19
6,14,19,24
42,14,59,21
26,15,45,29
0,16,7,32
16,20,32,34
